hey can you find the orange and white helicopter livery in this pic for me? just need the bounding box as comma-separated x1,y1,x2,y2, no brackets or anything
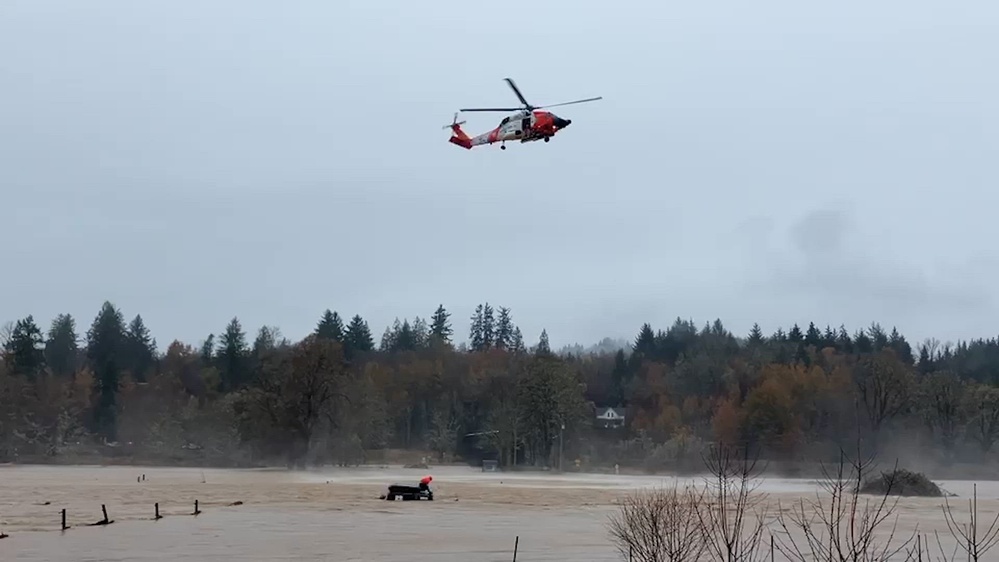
444,77,602,150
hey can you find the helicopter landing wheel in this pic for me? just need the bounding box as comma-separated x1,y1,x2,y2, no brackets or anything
544,137,550,143
500,144,506,150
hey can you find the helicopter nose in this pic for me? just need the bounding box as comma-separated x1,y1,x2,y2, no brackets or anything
552,116,571,129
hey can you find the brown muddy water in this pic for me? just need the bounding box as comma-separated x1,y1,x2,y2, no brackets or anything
1,464,998,561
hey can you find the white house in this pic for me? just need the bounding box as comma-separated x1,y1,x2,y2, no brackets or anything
594,406,626,429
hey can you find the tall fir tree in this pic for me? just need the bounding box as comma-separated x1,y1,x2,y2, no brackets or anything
747,323,765,346
125,314,157,383
393,319,417,352
469,304,485,351
482,303,495,349
86,301,126,441
411,316,429,349
45,313,79,378
217,317,249,391
535,329,551,356
380,324,397,352
344,314,374,357
633,323,656,357
788,324,804,342
510,326,525,354
495,306,513,350
429,304,453,345
804,322,822,348
3,315,46,379
200,334,215,365
315,309,345,341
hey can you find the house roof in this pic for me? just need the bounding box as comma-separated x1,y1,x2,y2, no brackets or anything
595,406,626,418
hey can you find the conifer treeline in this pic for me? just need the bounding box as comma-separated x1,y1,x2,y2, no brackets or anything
2,302,999,470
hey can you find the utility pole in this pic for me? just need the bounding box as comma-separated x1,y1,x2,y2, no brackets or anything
558,422,565,472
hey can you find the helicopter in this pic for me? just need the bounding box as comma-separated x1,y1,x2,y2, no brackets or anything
444,77,602,150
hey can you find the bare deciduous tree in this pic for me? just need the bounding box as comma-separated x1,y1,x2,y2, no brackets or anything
934,483,999,562
697,443,770,562
854,350,912,432
919,371,965,450
774,443,916,562
965,384,999,454
607,483,709,562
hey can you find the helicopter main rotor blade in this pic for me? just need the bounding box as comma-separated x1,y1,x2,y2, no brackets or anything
537,96,603,109
458,107,522,112
504,77,532,108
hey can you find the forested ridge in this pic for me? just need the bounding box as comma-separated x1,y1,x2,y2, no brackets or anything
3,300,999,473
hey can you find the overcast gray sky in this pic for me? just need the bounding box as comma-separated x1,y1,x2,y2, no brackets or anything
2,0,998,351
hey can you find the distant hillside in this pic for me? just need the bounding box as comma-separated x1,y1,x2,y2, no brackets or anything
558,337,632,357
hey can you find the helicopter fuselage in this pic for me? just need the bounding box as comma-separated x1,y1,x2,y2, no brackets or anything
449,110,572,150
446,77,596,150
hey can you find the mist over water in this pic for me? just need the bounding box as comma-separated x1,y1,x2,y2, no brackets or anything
4,465,999,561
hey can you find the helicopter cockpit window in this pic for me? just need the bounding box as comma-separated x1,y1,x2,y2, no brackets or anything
500,116,511,125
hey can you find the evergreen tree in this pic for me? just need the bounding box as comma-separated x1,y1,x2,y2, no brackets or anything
381,318,402,351
429,305,453,345
495,306,513,350
633,323,656,356
918,344,934,374
510,326,525,354
344,314,374,356
535,329,551,356
469,304,484,351
315,309,345,341
771,328,787,342
412,316,429,349
45,313,79,378
217,317,249,391
747,323,765,346
888,327,914,364
200,334,215,364
788,324,804,342
482,303,495,349
854,329,873,354
804,322,822,348
393,319,418,352
86,301,126,441
380,324,396,352
125,314,157,382
3,315,46,379
868,323,888,350
836,326,854,354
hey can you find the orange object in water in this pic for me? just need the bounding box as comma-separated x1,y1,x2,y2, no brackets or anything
420,475,433,485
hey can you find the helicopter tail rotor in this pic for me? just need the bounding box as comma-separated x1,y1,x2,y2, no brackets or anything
442,112,466,130
444,112,473,149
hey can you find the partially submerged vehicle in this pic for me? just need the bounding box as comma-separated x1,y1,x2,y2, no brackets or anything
382,483,434,501
381,474,434,501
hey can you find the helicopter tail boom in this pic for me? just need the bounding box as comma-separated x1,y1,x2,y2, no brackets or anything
447,124,473,149
444,113,473,149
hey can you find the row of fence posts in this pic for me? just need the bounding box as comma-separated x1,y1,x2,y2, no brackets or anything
57,500,201,531
7,500,201,535
0,473,220,539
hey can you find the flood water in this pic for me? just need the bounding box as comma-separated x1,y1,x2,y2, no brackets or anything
2,464,998,561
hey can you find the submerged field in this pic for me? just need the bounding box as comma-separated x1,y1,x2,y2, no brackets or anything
2,464,997,561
